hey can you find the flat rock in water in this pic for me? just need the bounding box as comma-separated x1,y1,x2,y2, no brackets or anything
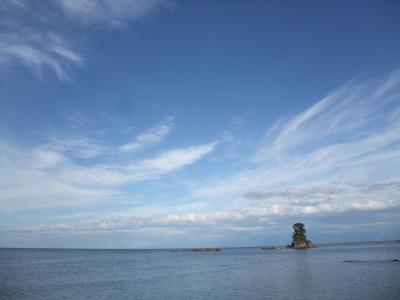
261,246,278,250
170,248,221,252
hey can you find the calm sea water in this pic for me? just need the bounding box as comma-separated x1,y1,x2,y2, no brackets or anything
1,242,399,300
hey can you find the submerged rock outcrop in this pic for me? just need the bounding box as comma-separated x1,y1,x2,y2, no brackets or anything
289,223,317,249
261,246,278,250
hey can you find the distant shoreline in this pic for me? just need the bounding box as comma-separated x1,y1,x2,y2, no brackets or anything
0,240,399,251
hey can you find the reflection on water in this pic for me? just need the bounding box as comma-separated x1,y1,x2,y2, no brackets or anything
293,250,313,296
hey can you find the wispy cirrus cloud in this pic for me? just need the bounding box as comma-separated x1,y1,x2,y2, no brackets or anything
0,0,168,80
0,117,216,211
0,1,83,81
119,116,174,153
45,136,107,159
2,71,400,247
127,142,217,179
195,71,400,202
0,31,83,81
57,0,166,27
125,70,400,242
0,140,117,211
50,141,217,187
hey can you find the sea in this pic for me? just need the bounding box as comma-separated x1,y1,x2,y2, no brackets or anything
0,241,399,300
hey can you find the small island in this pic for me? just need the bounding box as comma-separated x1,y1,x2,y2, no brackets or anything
289,223,317,249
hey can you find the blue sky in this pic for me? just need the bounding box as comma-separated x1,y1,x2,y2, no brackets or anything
0,0,400,248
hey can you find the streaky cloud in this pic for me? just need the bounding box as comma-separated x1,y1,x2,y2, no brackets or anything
57,0,166,27
195,70,400,200
0,115,217,210
0,34,82,81
0,0,167,80
1,71,399,246
119,116,174,153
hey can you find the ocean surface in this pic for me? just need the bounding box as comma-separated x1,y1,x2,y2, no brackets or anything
1,241,399,300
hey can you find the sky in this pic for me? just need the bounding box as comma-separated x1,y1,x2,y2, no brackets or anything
0,0,400,248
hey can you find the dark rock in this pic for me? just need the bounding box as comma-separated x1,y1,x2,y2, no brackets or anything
261,246,278,250
290,239,317,249
288,223,317,249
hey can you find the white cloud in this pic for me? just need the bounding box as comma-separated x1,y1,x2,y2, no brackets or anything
0,142,116,211
24,71,398,235
31,148,66,169
57,0,165,27
0,0,27,11
17,180,399,233
48,44,83,64
0,31,83,81
2,72,400,245
24,70,400,233
131,142,217,175
0,0,167,80
0,116,217,210
52,142,217,187
119,117,174,153
195,71,400,201
46,136,107,159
